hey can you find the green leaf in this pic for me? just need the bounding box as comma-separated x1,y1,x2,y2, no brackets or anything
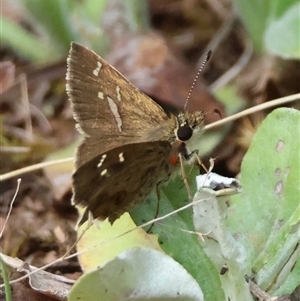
227,108,300,295
75,213,162,271
0,254,12,301
68,247,204,301
264,3,300,59
24,0,80,52
232,0,299,54
76,0,109,25
192,177,253,301
0,17,57,62
131,174,225,301
232,0,271,52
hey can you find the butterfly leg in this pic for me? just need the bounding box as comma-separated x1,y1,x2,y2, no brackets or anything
178,140,207,173
185,149,208,173
195,153,208,173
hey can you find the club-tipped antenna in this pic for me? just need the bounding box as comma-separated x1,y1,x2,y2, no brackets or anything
183,50,212,111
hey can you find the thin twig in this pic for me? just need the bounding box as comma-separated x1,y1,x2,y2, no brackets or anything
0,179,21,239
205,94,300,131
0,158,74,181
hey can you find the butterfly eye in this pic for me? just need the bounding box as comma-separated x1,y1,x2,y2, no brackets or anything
177,123,193,141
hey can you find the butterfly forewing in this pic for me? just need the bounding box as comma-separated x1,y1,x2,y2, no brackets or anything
66,43,171,166
73,141,174,224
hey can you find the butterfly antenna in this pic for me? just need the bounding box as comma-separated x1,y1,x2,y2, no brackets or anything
183,50,212,111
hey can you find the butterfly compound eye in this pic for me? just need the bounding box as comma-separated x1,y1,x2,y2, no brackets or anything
177,123,193,141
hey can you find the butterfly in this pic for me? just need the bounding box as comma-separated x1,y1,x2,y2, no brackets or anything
66,42,210,224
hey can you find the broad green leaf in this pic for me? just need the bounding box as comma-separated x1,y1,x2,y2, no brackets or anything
265,3,300,59
192,175,252,301
69,247,204,301
76,213,162,270
232,0,299,54
232,0,272,52
131,174,225,301
227,108,300,295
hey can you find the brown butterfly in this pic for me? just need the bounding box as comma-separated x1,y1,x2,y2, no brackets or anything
66,43,210,224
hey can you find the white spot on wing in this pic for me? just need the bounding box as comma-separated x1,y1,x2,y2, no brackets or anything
107,96,122,132
98,91,104,99
119,152,124,162
93,61,102,76
101,169,107,176
116,86,121,101
97,154,107,167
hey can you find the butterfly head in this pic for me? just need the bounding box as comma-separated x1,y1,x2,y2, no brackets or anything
176,113,193,141
172,111,204,165
175,111,204,142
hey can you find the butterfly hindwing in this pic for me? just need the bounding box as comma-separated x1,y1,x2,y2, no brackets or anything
73,141,174,223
